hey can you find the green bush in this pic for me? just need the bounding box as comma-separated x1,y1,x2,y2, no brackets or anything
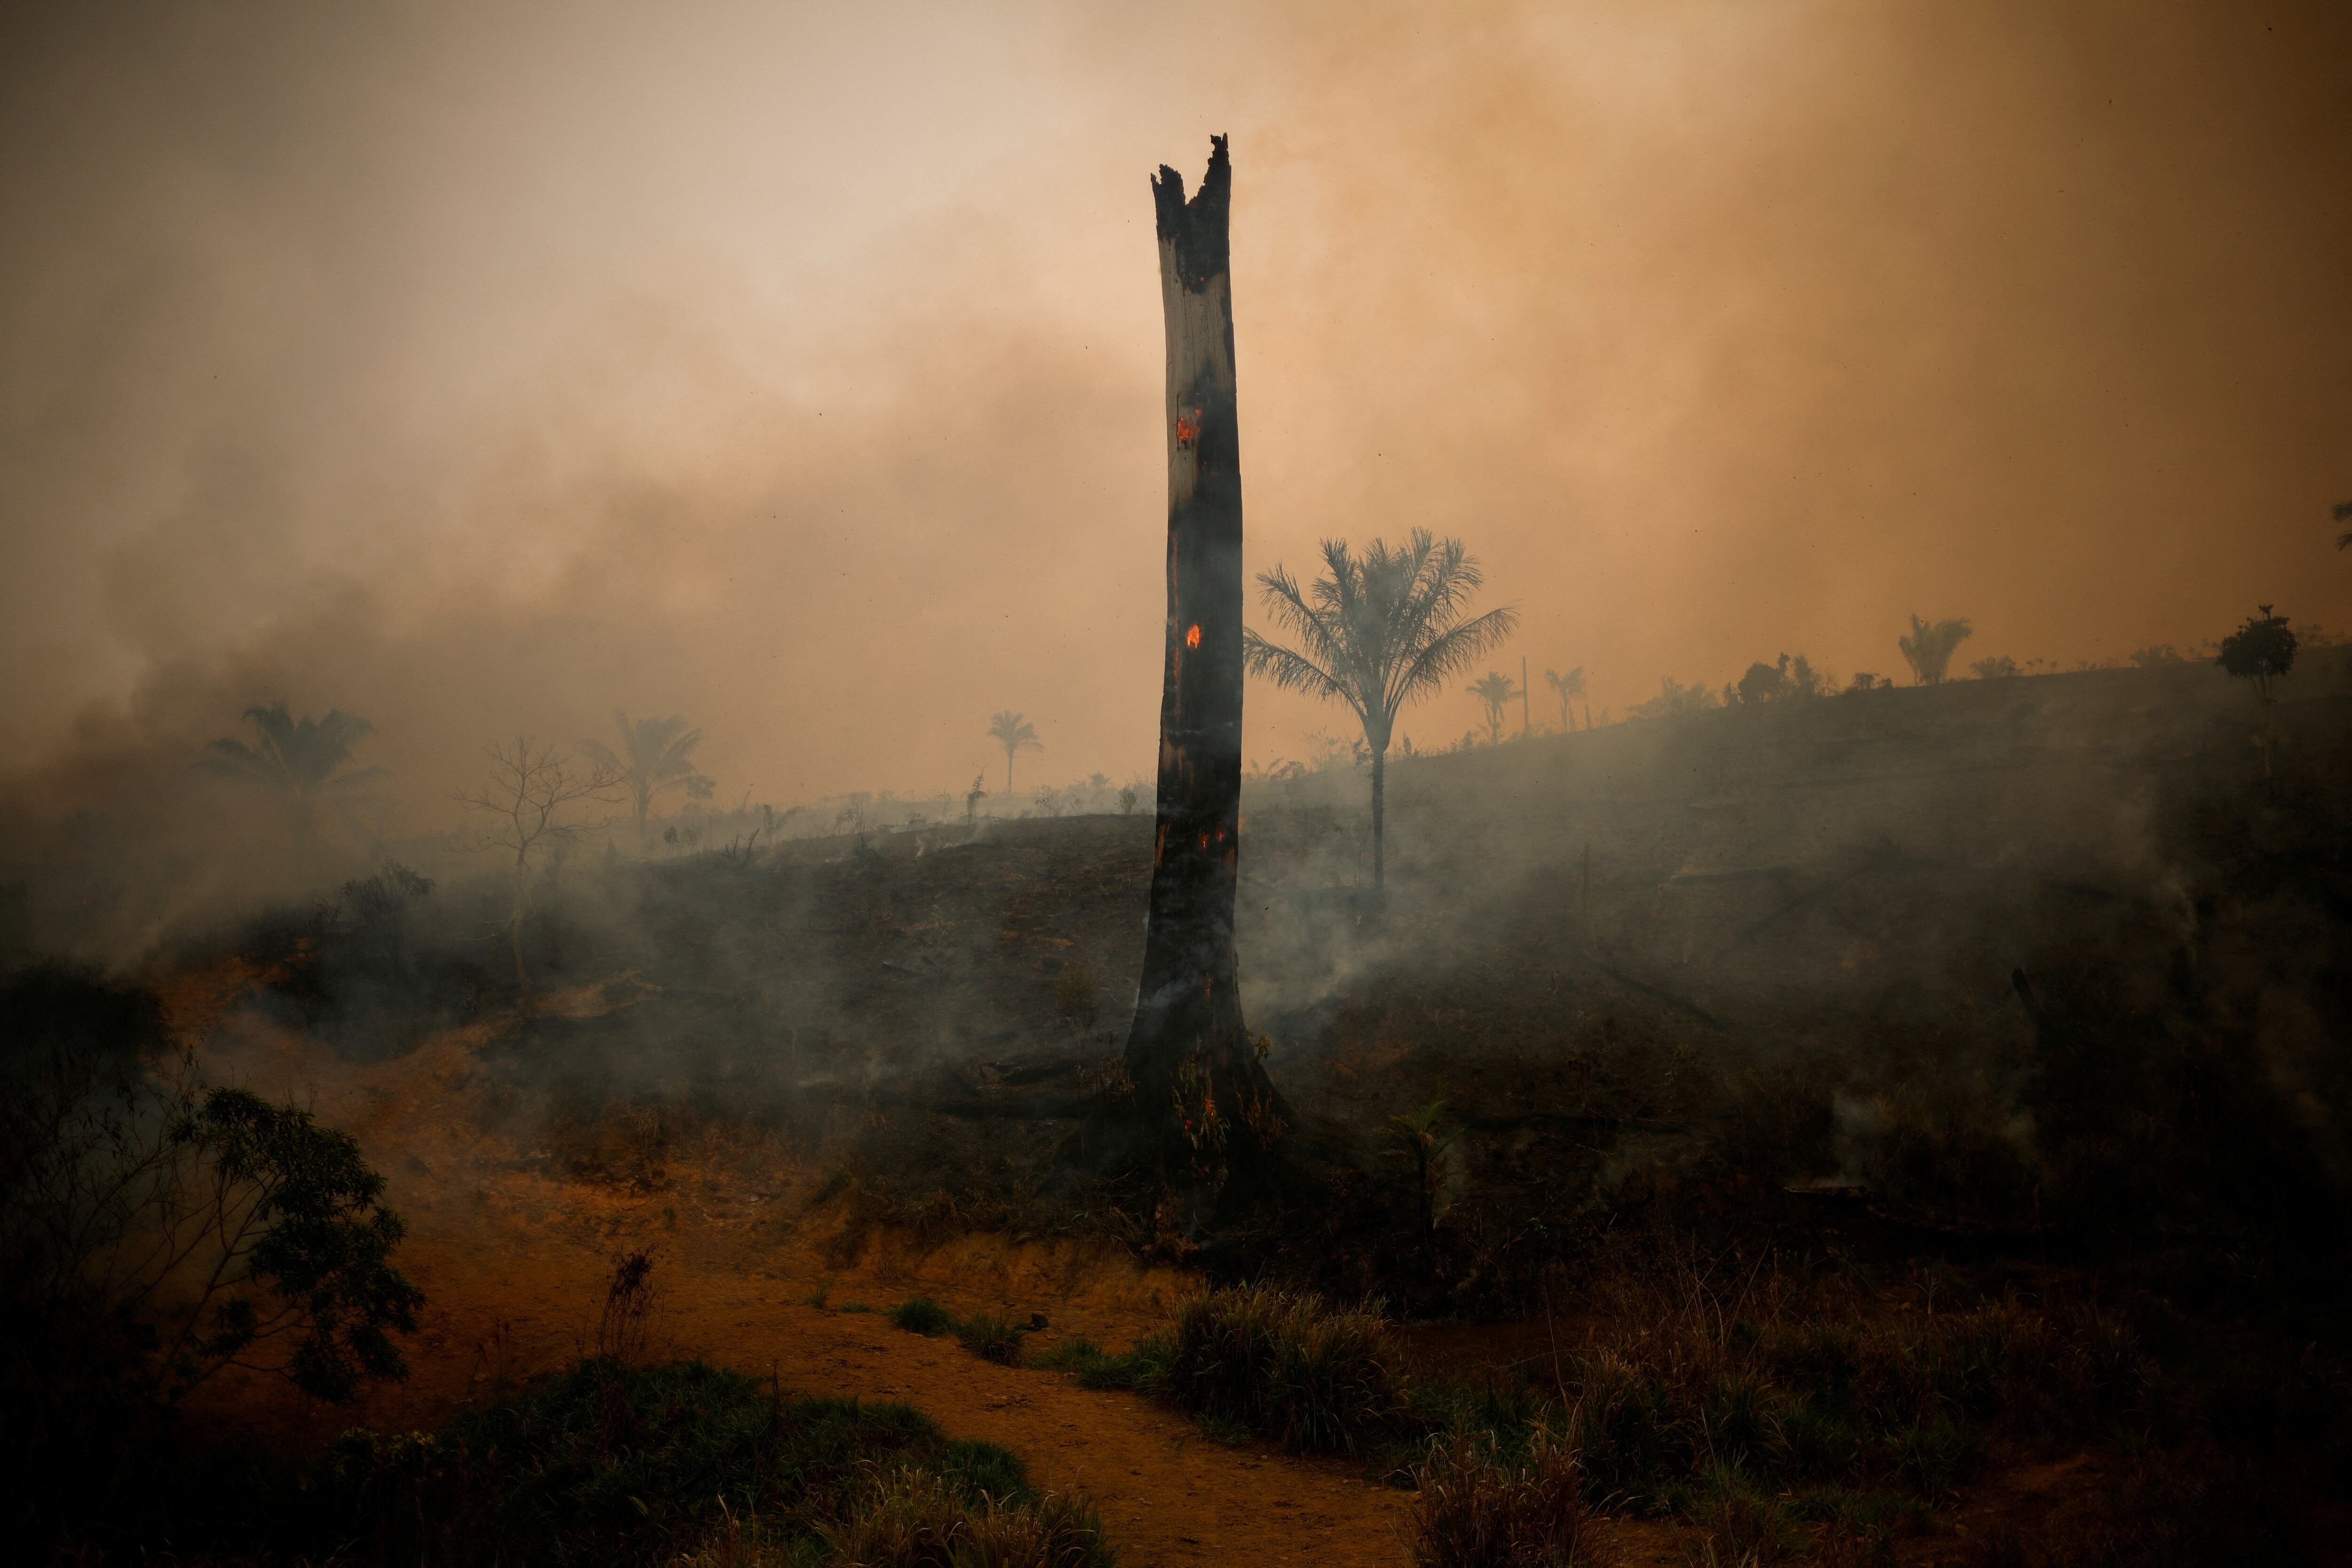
1155,1285,1408,1454
1,965,425,1553
322,1359,1036,1566
891,1295,955,1336
959,1312,1030,1366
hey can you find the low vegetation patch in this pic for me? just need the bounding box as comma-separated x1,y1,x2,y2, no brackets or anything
152,1357,1107,1568
1560,1287,2142,1511
1043,1285,1407,1455
890,1295,955,1336
814,1465,1110,1568
957,1312,1031,1367
328,1360,1042,1565
1405,1424,1617,1568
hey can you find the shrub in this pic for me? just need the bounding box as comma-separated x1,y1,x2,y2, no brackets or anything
818,1465,1111,1568
596,1250,660,1363
959,1312,1030,1366
1074,1336,1173,1393
1156,1285,1408,1453
326,1360,1037,1567
1672,1467,1799,1566
1032,1335,1104,1373
1557,1276,2145,1512
1406,1423,1616,1568
2,964,423,1550
892,1296,955,1336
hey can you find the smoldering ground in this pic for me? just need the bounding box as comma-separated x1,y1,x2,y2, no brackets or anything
103,640,2348,1308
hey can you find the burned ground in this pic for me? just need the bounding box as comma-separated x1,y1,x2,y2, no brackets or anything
14,654,2350,1564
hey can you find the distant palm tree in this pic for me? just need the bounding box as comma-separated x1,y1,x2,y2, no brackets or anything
1469,671,1519,744
988,712,1041,792
1243,530,1517,888
1898,615,1975,685
578,711,713,849
201,704,385,877
1544,666,1587,730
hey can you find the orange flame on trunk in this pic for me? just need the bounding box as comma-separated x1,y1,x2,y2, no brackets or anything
1185,623,1201,648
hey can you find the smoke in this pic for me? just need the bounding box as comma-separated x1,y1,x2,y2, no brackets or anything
4,0,2349,928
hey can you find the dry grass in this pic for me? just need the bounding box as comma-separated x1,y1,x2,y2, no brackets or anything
817,1466,1112,1568
1549,1249,2145,1510
1154,1285,1410,1454
1405,1423,1618,1568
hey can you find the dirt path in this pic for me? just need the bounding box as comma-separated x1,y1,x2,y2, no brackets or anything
186,1018,1422,1567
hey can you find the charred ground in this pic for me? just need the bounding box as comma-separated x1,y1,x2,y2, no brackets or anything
240,653,2352,1293
19,652,2348,1564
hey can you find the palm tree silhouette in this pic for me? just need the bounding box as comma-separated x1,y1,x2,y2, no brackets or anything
988,712,1042,792
1243,530,1517,888
1469,670,1520,744
201,704,385,878
1545,666,1587,731
1898,615,1975,685
578,711,712,850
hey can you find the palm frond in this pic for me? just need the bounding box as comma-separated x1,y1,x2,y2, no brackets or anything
1242,630,1358,713
1257,564,1349,672
1392,604,1518,707
199,738,272,781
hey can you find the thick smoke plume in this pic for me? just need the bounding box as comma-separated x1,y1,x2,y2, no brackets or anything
3,0,2348,943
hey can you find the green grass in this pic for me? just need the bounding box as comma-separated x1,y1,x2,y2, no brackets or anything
316,1358,1046,1567
1558,1297,2140,1511
891,1295,955,1336
1042,1287,1406,1455
1156,1285,1409,1455
1032,1334,1106,1372
958,1312,1031,1366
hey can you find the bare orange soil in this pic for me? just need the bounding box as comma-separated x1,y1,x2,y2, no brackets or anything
176,1005,1465,1567
158,980,2178,1568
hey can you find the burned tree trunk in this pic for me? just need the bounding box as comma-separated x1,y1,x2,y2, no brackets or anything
1070,137,1288,1224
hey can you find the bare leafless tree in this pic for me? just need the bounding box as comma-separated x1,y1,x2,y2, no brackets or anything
455,736,616,994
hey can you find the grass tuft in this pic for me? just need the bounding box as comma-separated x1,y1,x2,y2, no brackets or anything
891,1296,955,1336
816,1465,1112,1568
1155,1285,1408,1454
317,1359,1042,1567
1032,1335,1106,1372
1405,1422,1617,1567
958,1312,1031,1366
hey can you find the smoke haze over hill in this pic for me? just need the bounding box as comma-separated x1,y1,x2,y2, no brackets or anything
4,0,2348,850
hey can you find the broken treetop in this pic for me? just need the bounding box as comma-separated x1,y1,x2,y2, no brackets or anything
1152,135,1231,293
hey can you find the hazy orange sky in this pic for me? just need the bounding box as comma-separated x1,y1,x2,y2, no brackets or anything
4,0,2347,824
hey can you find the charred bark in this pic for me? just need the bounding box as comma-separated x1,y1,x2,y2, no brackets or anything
1065,138,1289,1225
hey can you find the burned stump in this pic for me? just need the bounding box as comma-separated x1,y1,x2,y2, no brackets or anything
1064,137,1290,1227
